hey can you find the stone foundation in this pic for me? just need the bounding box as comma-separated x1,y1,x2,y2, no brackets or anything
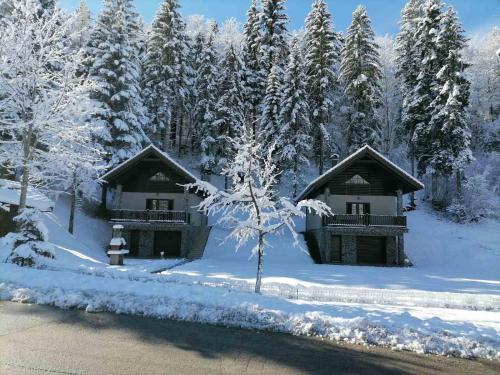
306,227,407,266
113,222,211,259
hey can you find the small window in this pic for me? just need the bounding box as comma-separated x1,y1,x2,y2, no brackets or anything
147,199,173,211
150,172,170,182
345,174,369,185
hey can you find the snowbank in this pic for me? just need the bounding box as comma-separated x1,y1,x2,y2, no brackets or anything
0,264,498,360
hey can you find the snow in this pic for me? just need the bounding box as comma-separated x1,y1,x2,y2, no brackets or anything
0,263,498,359
0,197,499,359
0,179,54,211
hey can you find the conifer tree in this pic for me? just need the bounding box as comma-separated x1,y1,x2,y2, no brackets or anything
395,0,424,205
193,23,220,175
339,6,382,152
87,0,147,168
428,7,472,180
304,0,342,174
279,37,312,197
409,0,445,175
260,64,283,153
259,0,289,75
242,0,264,128
213,44,247,182
143,0,191,151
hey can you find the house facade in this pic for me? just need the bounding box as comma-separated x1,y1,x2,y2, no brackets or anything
100,145,211,259
297,146,424,266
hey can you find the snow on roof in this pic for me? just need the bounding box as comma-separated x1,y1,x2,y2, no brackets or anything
296,145,425,201
0,179,54,211
100,144,217,192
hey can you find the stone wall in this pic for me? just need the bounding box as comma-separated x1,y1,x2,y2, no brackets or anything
310,227,405,266
119,224,211,259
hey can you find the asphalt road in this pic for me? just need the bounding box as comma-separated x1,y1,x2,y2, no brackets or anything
0,301,498,375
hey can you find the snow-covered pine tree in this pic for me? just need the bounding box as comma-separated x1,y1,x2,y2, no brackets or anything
259,0,289,75
87,0,148,169
143,0,192,152
339,5,382,152
427,6,472,187
377,35,402,154
395,0,424,206
304,0,342,174
279,37,312,197
213,44,247,186
410,0,444,176
242,0,264,129
192,22,220,177
259,64,283,154
186,125,332,294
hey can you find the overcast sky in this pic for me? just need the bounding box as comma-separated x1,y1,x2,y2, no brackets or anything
60,0,499,36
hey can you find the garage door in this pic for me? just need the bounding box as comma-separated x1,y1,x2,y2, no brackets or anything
154,231,182,258
356,236,386,264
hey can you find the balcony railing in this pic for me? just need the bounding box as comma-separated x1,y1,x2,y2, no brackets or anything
110,210,190,224
323,214,406,227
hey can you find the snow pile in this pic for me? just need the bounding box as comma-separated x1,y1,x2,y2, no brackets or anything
0,264,499,360
2,208,56,267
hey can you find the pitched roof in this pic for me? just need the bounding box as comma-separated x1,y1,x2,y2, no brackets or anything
100,144,203,185
296,145,425,201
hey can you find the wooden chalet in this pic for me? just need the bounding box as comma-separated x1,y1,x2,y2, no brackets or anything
297,145,424,266
100,145,212,259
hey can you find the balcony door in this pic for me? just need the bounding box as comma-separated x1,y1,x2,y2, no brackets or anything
347,202,370,215
146,199,173,211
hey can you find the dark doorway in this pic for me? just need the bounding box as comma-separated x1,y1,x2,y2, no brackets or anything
154,231,182,258
327,236,342,263
356,236,386,264
129,230,140,257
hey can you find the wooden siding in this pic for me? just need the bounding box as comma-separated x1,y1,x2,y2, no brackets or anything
325,160,402,196
118,159,190,194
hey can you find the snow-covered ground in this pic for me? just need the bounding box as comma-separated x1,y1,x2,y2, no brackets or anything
0,197,499,359
157,206,500,309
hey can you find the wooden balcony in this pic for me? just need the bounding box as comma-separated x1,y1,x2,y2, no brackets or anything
323,214,406,227
110,210,190,224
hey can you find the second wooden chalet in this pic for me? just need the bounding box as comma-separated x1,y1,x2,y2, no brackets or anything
297,145,424,266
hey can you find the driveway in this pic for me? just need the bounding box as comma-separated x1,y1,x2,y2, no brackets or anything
0,301,498,375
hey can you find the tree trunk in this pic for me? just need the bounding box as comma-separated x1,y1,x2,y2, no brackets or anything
431,173,438,204
18,123,33,214
255,232,264,294
68,170,77,234
318,138,324,175
409,144,416,207
455,170,462,201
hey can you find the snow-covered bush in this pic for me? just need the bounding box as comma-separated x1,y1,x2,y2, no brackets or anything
4,209,55,267
446,152,500,222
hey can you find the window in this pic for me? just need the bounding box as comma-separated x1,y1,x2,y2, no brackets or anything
146,199,174,211
347,202,370,215
149,172,170,182
345,174,369,185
